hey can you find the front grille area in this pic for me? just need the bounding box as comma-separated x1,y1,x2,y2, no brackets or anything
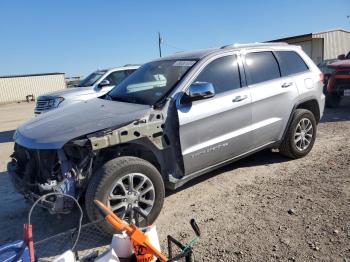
12,143,60,185
35,99,54,113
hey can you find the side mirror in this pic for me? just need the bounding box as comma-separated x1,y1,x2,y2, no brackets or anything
184,82,215,103
337,54,346,60
98,79,110,88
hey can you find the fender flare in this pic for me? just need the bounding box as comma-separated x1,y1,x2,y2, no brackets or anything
278,97,320,146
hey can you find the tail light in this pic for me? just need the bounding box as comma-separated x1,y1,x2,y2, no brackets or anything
319,73,324,82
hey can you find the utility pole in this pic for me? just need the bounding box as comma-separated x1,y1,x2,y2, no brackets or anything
158,32,162,57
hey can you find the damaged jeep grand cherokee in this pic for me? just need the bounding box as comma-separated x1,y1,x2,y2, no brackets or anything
8,43,325,233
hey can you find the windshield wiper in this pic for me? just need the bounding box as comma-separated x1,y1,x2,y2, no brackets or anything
110,96,131,103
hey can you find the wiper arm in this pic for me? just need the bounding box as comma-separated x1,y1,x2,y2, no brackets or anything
110,96,130,103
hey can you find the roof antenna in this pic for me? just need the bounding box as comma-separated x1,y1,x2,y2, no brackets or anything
158,32,163,58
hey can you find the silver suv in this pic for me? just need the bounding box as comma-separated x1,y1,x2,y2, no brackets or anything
34,65,139,114
8,43,325,233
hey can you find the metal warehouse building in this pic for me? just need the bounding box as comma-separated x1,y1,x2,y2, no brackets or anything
0,72,66,104
268,28,350,65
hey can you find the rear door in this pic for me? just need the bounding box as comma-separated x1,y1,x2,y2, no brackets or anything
243,51,299,148
177,54,253,175
274,50,314,95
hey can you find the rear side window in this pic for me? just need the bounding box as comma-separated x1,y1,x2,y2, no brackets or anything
275,51,309,76
194,55,241,94
245,51,280,85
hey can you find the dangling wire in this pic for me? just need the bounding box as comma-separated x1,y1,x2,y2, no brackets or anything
27,192,83,251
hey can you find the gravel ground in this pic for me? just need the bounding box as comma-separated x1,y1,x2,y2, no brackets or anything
0,99,349,261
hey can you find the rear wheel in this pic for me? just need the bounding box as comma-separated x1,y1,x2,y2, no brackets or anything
279,109,317,159
325,93,342,108
85,156,165,234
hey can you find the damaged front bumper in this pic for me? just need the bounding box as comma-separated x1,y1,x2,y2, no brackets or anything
7,143,92,214
7,163,68,212
8,159,77,214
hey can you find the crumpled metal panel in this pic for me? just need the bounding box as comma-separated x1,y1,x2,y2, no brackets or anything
15,98,151,149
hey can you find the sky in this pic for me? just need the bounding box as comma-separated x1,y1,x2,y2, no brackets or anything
0,0,349,77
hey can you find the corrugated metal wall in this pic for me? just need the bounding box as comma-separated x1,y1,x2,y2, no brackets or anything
311,38,324,64
0,74,66,104
294,41,312,57
313,30,350,60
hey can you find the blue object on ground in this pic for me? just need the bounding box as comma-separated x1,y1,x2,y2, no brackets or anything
0,240,30,262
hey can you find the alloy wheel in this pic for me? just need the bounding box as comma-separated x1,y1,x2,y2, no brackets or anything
107,173,155,221
294,118,313,151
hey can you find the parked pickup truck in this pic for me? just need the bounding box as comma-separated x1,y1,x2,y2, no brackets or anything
324,52,350,108
34,65,139,114
8,43,325,233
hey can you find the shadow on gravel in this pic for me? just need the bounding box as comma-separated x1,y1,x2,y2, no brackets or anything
167,149,290,196
321,97,350,123
0,130,15,143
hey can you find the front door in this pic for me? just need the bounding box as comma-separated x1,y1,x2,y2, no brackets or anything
177,55,253,175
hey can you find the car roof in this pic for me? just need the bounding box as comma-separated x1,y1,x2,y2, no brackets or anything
154,48,218,61
327,59,350,69
154,42,292,62
101,65,140,73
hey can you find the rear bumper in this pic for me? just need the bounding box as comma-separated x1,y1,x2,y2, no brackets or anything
320,93,325,119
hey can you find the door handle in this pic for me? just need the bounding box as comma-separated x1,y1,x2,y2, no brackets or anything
232,95,248,102
281,82,293,88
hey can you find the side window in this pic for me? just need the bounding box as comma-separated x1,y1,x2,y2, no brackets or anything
127,69,137,76
245,51,280,85
275,51,309,76
106,71,127,85
194,55,241,94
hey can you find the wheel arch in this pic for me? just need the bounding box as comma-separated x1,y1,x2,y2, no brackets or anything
295,99,320,123
278,97,320,146
96,138,166,179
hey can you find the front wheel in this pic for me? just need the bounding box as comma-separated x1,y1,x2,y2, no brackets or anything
279,109,317,159
85,156,165,234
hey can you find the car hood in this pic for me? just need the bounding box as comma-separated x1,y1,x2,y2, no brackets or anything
15,98,151,149
328,60,350,69
38,86,96,99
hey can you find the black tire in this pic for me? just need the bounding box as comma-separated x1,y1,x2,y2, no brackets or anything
85,156,165,235
325,93,342,108
279,109,317,159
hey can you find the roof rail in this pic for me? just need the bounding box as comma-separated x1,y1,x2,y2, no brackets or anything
220,42,288,49
123,64,140,67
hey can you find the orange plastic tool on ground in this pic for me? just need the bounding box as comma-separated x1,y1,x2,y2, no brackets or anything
94,200,168,262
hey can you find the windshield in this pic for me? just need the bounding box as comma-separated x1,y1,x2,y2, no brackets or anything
108,60,197,105
79,71,106,87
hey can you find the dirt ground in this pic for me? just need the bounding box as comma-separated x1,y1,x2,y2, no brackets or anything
0,99,349,261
